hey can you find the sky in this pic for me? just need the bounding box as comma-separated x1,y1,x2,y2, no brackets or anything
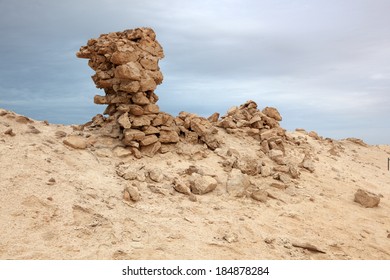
0,0,389,144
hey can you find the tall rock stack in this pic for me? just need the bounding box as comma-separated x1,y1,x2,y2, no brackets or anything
77,27,180,157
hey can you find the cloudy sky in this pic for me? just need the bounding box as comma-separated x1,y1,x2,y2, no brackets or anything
0,0,389,144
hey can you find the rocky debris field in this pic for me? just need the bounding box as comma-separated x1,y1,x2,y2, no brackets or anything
1,107,390,260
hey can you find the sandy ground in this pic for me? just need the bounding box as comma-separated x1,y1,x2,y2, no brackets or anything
0,108,389,260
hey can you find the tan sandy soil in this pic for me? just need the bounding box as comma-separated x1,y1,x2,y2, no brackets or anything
0,109,389,260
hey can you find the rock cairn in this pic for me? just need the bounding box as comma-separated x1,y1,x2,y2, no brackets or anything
77,27,181,156
217,100,286,157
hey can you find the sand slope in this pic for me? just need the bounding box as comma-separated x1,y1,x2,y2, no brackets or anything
0,108,389,260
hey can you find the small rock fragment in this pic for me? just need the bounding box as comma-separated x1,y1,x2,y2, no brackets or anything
149,169,163,182
292,242,326,254
125,185,141,202
251,190,268,202
223,233,238,243
354,189,380,208
63,135,88,149
190,175,218,195
270,182,287,190
55,131,67,138
173,178,191,195
4,128,15,136
47,178,56,185
113,146,132,157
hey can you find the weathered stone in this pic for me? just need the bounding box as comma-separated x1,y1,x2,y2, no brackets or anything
152,113,174,126
308,131,320,140
279,174,291,184
140,134,158,146
268,149,283,159
227,106,238,116
125,184,141,202
143,104,159,114
132,92,150,105
190,174,218,195
117,112,131,129
218,117,236,129
15,115,32,124
139,74,157,91
159,130,180,143
173,178,191,195
55,130,67,138
94,95,109,104
115,62,142,80
63,135,87,149
111,51,139,65
260,165,271,177
289,165,301,179
149,169,164,182
270,182,287,190
300,156,315,172
131,115,151,127
260,130,276,141
117,104,144,116
354,189,380,208
226,169,251,196
200,133,221,150
261,140,270,153
113,146,132,157
140,55,159,70
251,190,268,202
142,126,160,135
262,107,282,121
123,129,145,143
205,112,219,123
140,141,161,157
234,158,259,176
131,147,142,159
4,128,16,136
119,80,140,92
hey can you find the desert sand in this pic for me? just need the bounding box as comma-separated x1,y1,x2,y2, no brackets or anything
0,107,389,260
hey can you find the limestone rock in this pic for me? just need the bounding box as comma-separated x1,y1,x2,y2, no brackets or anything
149,169,164,182
227,169,251,196
125,184,141,202
123,129,145,143
140,141,161,157
262,107,282,121
251,190,268,202
63,135,87,149
159,130,180,143
354,189,380,208
208,112,220,123
300,156,315,172
289,165,301,179
113,146,132,157
4,128,15,136
173,178,191,195
140,135,158,146
117,112,131,129
260,165,272,177
308,131,320,140
268,149,283,161
190,174,218,195
234,158,259,176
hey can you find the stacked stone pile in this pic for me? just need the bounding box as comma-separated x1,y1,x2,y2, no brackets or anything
218,100,286,158
77,28,182,156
